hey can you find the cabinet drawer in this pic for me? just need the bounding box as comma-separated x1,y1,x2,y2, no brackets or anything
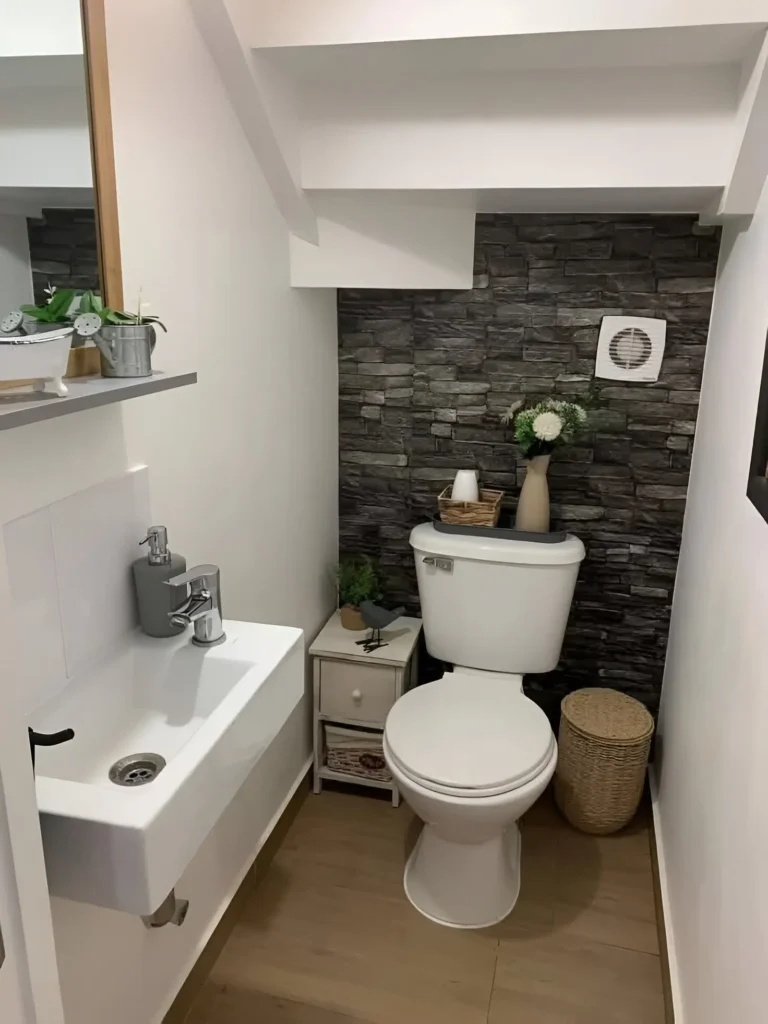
319,660,397,724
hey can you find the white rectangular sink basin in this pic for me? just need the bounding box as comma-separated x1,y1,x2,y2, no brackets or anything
30,619,303,915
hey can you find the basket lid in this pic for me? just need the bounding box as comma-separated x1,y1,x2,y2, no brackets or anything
561,688,654,743
410,522,586,566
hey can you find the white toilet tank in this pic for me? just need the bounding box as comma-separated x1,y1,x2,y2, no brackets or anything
411,523,586,674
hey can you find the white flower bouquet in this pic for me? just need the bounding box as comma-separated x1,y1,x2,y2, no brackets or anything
500,398,588,459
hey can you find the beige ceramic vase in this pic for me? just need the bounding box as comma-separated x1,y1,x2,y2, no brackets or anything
515,454,551,532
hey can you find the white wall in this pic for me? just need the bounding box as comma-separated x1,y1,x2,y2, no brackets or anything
655,182,768,1024
109,0,338,636
0,0,338,1019
0,215,33,315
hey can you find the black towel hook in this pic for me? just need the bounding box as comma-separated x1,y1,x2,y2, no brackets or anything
28,727,75,769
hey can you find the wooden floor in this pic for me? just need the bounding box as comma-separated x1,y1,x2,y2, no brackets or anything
185,786,665,1024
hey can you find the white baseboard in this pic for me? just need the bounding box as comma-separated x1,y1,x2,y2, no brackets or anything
648,766,684,1024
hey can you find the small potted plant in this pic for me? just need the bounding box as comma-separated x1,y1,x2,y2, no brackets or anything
20,285,77,335
336,555,384,630
78,290,166,378
501,398,589,532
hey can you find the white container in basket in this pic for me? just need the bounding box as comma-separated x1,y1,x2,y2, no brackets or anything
0,328,73,396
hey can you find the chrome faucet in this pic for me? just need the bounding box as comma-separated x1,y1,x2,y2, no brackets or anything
165,564,225,647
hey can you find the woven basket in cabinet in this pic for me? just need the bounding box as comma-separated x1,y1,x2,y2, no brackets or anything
555,687,654,835
437,486,503,527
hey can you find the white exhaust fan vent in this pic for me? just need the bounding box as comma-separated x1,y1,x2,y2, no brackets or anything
595,316,666,383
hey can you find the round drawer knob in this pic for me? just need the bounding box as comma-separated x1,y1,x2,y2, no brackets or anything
351,689,363,703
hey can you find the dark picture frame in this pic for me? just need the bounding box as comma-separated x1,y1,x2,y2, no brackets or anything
747,330,768,522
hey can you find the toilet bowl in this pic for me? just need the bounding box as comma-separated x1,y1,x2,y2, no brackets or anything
386,523,585,928
384,668,557,928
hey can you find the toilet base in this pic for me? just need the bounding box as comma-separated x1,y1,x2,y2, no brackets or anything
403,822,521,929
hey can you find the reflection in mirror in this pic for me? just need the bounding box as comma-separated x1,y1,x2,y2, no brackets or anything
0,0,110,378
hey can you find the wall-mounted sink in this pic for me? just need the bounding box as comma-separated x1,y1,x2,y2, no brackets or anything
30,620,303,915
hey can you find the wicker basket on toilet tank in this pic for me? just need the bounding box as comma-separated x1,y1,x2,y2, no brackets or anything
555,688,654,835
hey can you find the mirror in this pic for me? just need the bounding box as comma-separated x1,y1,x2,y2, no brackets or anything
0,0,122,377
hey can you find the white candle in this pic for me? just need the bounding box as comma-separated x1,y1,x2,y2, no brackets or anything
451,469,479,502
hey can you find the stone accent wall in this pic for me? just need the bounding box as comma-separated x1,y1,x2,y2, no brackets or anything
338,214,720,716
27,209,99,304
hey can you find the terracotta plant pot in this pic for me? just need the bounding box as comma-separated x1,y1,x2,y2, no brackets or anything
339,604,367,631
515,454,551,532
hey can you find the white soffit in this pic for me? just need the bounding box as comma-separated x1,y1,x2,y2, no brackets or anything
718,32,768,216
475,186,724,214
290,192,475,289
236,0,768,49
255,25,765,82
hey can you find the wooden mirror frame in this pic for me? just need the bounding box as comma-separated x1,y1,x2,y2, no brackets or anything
81,0,123,311
0,0,122,388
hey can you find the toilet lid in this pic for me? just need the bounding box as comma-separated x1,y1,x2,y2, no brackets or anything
384,675,555,797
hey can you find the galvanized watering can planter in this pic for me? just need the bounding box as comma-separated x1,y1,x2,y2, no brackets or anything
95,323,156,378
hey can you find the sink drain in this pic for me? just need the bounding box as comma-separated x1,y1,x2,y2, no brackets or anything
108,753,166,787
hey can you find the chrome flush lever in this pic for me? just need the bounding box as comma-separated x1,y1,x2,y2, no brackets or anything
423,556,454,573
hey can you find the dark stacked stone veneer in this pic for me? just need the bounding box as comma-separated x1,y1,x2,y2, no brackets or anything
27,208,99,304
338,214,720,717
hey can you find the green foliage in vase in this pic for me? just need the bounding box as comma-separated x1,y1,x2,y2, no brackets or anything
336,555,384,608
500,398,589,459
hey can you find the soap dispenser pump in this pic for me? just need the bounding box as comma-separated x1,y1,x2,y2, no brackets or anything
133,526,187,638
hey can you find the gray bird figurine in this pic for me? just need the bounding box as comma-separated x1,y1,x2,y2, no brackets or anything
355,601,406,652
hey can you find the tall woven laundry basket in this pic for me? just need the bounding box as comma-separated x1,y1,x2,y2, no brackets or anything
555,688,654,835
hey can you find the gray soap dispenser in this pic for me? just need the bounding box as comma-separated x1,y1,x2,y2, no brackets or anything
133,526,187,638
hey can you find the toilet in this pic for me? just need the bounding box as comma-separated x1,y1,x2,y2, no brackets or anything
383,522,585,929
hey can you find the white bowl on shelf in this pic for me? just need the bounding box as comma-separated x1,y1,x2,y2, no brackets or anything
0,327,73,396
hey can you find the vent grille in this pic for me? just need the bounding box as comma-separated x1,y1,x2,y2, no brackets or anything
608,327,653,370
596,316,666,382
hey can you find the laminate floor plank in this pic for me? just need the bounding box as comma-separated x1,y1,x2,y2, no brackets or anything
185,787,664,1024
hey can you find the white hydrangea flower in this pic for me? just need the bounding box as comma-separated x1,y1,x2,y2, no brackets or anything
533,411,563,441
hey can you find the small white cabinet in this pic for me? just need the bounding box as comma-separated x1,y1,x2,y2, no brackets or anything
310,611,422,807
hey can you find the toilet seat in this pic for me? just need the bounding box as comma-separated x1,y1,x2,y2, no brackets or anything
384,674,555,799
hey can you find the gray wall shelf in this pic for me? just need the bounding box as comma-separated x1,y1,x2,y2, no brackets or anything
0,370,197,430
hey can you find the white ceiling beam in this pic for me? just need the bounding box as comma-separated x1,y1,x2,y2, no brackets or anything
188,0,318,244
718,31,768,217
231,0,768,49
